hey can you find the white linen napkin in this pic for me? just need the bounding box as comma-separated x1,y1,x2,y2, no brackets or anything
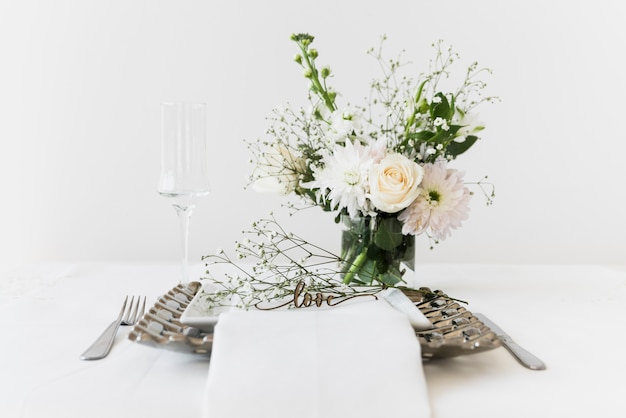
203,299,431,418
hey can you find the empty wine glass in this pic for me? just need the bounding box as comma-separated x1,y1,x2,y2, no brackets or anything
158,102,210,284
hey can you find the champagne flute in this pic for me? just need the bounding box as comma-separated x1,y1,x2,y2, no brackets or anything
158,102,210,284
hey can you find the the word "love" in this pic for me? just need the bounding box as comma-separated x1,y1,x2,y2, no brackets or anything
256,280,378,311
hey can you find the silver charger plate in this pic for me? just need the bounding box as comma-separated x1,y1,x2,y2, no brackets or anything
128,282,500,358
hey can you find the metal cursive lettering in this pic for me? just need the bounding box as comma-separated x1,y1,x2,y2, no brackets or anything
255,280,378,310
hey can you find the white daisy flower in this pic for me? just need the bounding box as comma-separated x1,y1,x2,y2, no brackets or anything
302,139,378,218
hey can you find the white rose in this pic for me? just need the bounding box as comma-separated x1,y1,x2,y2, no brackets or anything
368,154,424,213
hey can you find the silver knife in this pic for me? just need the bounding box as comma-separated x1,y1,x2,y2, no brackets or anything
474,313,546,370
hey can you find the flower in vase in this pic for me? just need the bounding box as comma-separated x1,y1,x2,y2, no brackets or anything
251,143,306,195
325,106,364,142
303,139,377,218
239,33,497,286
368,153,424,213
453,108,485,139
399,161,471,240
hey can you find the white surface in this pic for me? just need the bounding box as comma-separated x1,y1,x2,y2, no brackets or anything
2,0,626,272
1,263,624,417
204,303,429,418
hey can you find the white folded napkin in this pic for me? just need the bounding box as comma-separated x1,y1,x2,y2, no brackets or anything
379,287,433,330
203,299,431,418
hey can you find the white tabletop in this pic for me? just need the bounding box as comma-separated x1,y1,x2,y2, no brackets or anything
1,262,624,417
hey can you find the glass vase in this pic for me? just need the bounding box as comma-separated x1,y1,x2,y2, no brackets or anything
339,214,415,287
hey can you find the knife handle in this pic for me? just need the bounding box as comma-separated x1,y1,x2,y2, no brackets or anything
501,338,546,370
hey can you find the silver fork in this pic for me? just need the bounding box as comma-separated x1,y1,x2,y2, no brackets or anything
80,295,146,360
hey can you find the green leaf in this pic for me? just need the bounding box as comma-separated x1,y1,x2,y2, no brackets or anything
420,128,454,146
413,80,428,105
378,267,403,286
373,218,403,251
356,259,377,285
449,95,455,118
446,135,479,157
432,93,451,119
406,130,435,141
446,125,462,137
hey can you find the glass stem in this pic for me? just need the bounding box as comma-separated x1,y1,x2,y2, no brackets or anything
174,204,195,284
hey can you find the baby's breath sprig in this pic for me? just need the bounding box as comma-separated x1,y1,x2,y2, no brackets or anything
201,213,384,310
362,37,497,166
467,176,496,206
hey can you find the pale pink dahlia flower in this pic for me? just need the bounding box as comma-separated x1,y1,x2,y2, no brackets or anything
398,162,471,240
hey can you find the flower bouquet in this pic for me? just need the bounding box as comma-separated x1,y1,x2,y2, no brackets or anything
246,33,495,288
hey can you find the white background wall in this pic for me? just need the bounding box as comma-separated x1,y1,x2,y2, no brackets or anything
1,0,625,273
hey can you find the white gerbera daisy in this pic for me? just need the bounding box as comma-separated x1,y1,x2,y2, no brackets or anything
303,139,377,218
398,161,471,240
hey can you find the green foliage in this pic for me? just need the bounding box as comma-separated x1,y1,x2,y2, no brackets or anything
340,215,414,286
446,135,479,157
373,217,403,251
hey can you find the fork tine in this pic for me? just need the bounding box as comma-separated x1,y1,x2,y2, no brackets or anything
116,296,129,321
122,296,135,324
133,297,146,325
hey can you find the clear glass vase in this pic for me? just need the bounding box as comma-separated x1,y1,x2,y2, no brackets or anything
339,214,415,287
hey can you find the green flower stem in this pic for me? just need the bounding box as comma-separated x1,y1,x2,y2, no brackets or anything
292,37,336,112
404,79,428,138
302,52,336,112
342,248,368,284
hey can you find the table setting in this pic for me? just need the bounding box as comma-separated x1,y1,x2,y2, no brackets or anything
2,31,626,418
2,262,625,417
